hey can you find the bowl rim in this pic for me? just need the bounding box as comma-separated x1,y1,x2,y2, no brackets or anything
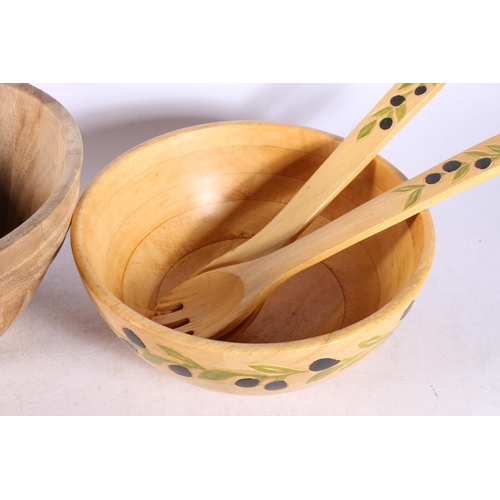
71,120,435,354
0,83,83,252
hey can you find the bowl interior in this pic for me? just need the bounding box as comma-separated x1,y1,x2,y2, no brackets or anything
78,122,428,343
0,84,69,238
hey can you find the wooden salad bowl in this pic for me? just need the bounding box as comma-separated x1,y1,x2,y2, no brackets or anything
0,84,83,336
71,122,435,394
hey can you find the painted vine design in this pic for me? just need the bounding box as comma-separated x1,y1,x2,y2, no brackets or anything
393,145,500,210
357,83,437,141
118,326,398,391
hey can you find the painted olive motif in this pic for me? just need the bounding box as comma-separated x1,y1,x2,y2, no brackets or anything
309,358,340,372
379,117,393,130
390,95,405,106
123,327,145,348
475,158,492,170
235,378,260,388
115,325,394,392
415,85,427,96
264,381,288,391
169,365,192,377
425,173,442,185
442,160,461,172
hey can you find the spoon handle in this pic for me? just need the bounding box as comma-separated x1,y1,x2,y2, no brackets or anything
244,134,500,294
200,83,445,272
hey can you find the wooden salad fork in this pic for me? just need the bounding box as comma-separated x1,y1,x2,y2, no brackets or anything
152,134,500,339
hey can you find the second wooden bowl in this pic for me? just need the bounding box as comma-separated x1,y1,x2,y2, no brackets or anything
0,84,83,336
71,122,435,394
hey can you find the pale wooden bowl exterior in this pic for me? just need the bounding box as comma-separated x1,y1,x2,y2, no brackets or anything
71,122,435,394
0,84,83,336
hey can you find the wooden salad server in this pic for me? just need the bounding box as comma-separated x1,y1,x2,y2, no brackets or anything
153,134,500,339
192,83,445,275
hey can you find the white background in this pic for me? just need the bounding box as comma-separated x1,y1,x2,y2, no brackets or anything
1,83,500,415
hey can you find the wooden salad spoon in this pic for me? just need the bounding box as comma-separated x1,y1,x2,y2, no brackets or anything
153,134,500,339
167,84,445,280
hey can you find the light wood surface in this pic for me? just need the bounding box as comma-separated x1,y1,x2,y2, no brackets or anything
154,134,500,339
0,83,82,336
195,83,444,275
71,122,435,393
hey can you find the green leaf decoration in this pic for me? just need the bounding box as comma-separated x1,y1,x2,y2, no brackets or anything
486,145,500,154
464,151,492,158
249,364,306,376
393,184,425,193
357,120,376,140
143,351,173,365
339,352,371,372
157,345,206,371
198,370,250,381
402,91,413,98
358,335,385,349
398,83,413,90
372,106,394,118
307,364,342,384
452,163,470,183
394,183,429,210
395,103,407,122
403,186,424,211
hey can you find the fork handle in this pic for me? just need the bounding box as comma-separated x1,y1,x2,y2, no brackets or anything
201,83,445,273
243,134,500,293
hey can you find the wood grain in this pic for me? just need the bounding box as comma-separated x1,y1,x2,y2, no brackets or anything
0,84,83,336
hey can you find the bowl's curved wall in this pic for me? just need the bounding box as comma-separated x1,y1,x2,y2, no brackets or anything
0,84,83,335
